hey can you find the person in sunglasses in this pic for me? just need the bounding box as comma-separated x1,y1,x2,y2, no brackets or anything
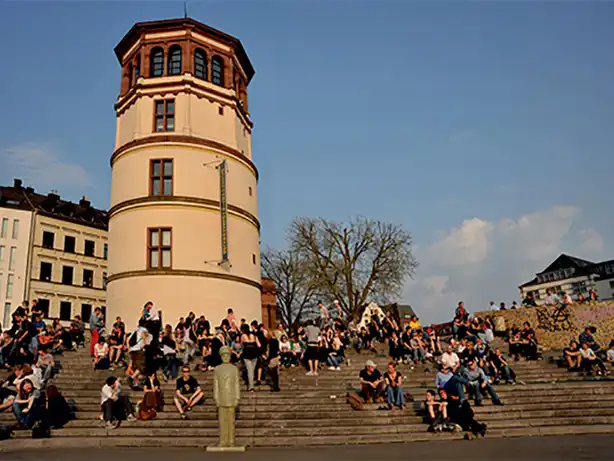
174,366,204,419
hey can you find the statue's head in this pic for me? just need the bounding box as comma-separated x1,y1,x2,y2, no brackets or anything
220,346,232,363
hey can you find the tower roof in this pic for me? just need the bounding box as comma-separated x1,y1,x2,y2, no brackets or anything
114,17,255,82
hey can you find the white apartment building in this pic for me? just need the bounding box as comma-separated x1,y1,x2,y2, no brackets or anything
519,253,614,304
0,179,108,327
0,202,34,327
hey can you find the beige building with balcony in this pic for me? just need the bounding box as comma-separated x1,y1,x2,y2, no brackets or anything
0,180,108,327
108,18,261,329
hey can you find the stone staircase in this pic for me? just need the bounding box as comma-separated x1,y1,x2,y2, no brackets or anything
2,344,614,450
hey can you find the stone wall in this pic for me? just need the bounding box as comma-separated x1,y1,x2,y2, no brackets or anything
476,302,614,350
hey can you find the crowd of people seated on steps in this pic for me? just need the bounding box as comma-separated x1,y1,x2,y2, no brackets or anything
95,302,288,428
562,326,611,376
0,300,76,438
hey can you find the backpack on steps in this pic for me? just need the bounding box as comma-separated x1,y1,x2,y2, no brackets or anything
31,421,51,439
0,425,13,440
347,392,364,411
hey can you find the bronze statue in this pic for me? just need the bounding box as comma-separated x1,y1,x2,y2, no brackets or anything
206,346,244,451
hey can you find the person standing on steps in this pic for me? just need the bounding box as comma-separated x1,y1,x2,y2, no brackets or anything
89,307,105,357
267,330,281,392
240,324,260,392
317,301,329,329
304,320,321,376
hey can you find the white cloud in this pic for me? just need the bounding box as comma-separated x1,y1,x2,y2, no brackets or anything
405,205,608,324
1,144,92,191
579,228,605,254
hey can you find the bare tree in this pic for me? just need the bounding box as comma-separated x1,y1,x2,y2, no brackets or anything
261,247,317,332
289,216,417,321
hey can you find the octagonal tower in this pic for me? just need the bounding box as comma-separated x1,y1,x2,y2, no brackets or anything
107,18,260,328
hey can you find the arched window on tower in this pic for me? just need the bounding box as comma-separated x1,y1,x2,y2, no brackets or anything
194,48,207,80
127,63,133,88
135,55,141,82
212,55,224,86
150,47,164,77
168,45,182,76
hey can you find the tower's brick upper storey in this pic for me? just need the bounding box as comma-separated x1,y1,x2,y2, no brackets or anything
114,18,254,112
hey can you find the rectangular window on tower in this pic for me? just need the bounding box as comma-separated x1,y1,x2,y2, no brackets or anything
147,228,172,269
150,159,173,196
154,99,175,132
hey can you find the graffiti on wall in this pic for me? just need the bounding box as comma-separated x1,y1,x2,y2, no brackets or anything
535,304,573,332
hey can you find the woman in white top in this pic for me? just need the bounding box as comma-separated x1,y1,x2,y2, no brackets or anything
93,337,110,370
579,342,608,376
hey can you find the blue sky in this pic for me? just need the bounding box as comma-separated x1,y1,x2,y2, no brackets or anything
1,1,613,322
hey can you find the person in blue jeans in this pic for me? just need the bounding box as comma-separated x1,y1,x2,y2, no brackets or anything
436,366,468,402
13,379,40,428
384,362,406,409
463,360,503,406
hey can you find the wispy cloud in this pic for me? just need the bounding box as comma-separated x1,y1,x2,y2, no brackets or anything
1,143,92,191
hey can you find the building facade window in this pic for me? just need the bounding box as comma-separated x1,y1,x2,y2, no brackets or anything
84,240,95,257
104,243,108,260
211,56,224,86
1,218,8,238
83,269,94,288
168,45,182,75
6,274,13,298
150,159,173,196
64,235,76,253
62,266,74,285
3,303,10,329
154,99,175,132
102,272,107,290
37,299,50,318
81,304,92,323
0,246,3,264
40,262,52,281
150,47,164,77
42,231,54,249
194,48,207,80
59,301,72,321
148,228,172,269
11,220,19,239
8,247,16,271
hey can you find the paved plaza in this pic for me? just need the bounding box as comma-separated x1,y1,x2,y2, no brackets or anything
3,435,614,461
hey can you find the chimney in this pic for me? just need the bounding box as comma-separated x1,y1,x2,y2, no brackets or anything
13,178,22,189
79,196,91,208
47,190,60,202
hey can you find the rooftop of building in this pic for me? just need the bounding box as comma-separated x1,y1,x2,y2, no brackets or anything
0,179,108,231
114,17,255,82
519,253,614,288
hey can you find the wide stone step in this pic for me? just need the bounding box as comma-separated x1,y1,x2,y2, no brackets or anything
3,424,614,451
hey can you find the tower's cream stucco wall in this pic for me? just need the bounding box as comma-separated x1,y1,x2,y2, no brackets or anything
108,28,260,330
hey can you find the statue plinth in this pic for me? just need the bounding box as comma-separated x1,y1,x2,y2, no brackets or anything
207,346,245,451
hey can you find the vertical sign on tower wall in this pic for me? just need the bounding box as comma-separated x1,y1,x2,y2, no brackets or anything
219,160,229,262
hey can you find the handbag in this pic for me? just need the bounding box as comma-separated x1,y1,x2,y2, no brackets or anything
268,357,280,368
